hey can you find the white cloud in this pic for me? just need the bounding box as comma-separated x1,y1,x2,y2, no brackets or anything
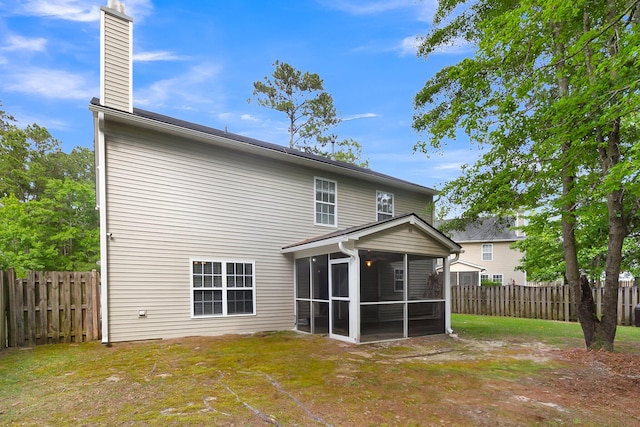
344,112,377,121
2,35,47,52
398,36,420,56
321,0,412,15
398,34,474,56
15,0,153,22
133,51,184,62
134,63,222,109
2,68,96,99
17,0,101,22
319,0,438,22
240,114,259,122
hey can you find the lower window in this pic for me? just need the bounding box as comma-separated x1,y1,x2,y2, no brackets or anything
191,260,255,317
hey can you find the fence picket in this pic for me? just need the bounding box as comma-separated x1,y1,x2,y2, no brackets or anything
452,284,639,326
0,270,101,348
49,272,59,343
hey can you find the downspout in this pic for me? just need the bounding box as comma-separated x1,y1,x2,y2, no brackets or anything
445,251,460,335
96,111,109,345
338,240,358,258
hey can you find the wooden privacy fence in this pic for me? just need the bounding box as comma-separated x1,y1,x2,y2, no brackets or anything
1,270,100,348
452,284,640,326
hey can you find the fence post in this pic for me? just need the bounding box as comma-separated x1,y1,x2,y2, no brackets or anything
7,269,21,347
0,270,6,350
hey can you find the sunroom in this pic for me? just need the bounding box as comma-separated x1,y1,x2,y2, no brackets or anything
282,214,461,344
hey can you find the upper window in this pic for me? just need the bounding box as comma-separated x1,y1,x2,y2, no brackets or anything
481,244,493,261
315,177,337,226
376,191,394,221
191,260,255,317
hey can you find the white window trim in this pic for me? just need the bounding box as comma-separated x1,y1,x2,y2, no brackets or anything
314,177,337,227
376,190,394,221
481,243,493,261
190,258,256,318
393,267,404,293
492,274,504,285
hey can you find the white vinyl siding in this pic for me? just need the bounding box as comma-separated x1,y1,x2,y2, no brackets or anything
481,244,493,261
101,121,434,342
376,191,394,221
315,177,337,226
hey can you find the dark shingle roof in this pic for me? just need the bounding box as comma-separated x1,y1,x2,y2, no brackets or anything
90,98,436,195
436,216,523,242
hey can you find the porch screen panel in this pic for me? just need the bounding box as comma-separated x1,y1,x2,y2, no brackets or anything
297,300,311,333
296,258,310,299
359,250,403,302
407,255,440,300
360,304,404,342
312,255,329,300
408,302,445,336
313,301,329,334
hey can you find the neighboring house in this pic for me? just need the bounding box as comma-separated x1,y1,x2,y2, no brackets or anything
91,2,461,345
437,216,526,286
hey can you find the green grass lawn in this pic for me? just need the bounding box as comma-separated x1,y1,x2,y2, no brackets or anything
451,313,640,352
1,315,638,426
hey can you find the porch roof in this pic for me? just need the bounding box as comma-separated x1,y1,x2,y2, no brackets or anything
437,259,486,272
281,213,461,254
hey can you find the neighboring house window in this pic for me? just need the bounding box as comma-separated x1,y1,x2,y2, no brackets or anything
481,274,489,282
376,191,394,221
315,177,337,226
192,260,255,317
481,244,493,261
492,274,503,285
394,268,404,293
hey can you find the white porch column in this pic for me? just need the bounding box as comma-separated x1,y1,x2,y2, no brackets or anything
444,256,452,334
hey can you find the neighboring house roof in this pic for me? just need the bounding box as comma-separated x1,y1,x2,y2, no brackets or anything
436,259,486,272
436,216,524,243
89,98,437,196
282,213,462,253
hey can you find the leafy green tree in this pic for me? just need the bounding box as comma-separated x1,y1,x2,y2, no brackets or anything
0,102,99,275
251,61,368,167
414,0,640,350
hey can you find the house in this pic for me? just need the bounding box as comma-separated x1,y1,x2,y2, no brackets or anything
91,1,461,345
437,216,526,286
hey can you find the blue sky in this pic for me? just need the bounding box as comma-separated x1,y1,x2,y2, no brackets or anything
0,0,479,190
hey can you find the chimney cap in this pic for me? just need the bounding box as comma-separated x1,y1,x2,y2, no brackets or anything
107,0,126,14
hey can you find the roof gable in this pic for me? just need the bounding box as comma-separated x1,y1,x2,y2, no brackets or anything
282,213,461,254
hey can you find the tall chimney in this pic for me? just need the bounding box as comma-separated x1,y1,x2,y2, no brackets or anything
100,0,133,113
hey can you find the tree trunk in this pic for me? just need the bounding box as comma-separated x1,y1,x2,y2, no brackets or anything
587,1,626,351
554,23,590,348
577,275,596,346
